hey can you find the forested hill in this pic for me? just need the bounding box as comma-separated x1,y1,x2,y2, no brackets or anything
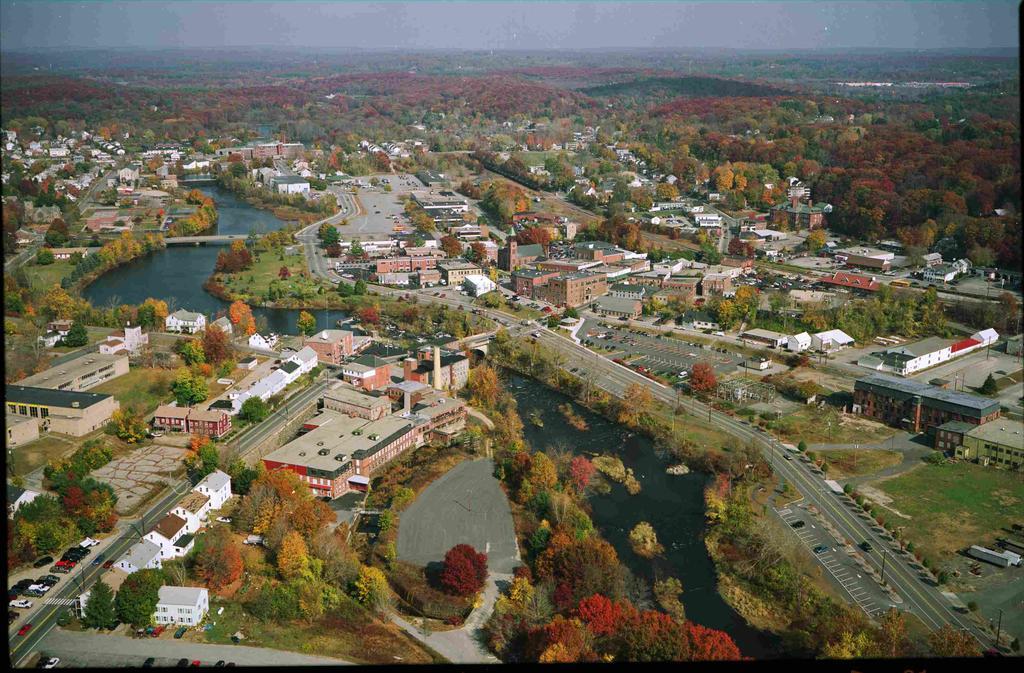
580,75,791,99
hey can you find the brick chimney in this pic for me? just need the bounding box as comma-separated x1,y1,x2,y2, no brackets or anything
432,346,443,391
403,389,412,414
403,357,417,381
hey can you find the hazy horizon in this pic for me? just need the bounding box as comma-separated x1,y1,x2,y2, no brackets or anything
0,1,1018,51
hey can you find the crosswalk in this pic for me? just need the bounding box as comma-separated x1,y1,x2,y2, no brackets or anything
43,597,77,607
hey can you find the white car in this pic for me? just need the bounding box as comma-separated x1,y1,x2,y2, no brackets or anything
9,599,32,609
40,657,60,669
79,537,101,548
28,584,50,594
216,517,232,524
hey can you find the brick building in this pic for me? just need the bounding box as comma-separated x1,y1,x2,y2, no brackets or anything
534,272,607,308
853,374,1001,434
303,329,354,365
341,355,393,391
498,240,544,271
511,268,559,296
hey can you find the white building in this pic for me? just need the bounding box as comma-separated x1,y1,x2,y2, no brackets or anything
787,332,812,352
166,309,206,334
194,469,232,510
144,513,194,560
248,333,279,350
694,213,722,228
155,586,209,626
210,316,233,336
7,485,40,517
115,539,163,574
270,176,310,194
811,329,854,353
169,491,212,535
462,274,497,297
230,347,316,414
99,324,150,355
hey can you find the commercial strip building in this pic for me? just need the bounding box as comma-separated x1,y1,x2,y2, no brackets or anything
463,274,497,297
853,374,1001,434
591,295,642,319
833,247,894,271
17,352,129,392
262,385,467,498
5,385,120,437
437,260,482,287
857,330,999,377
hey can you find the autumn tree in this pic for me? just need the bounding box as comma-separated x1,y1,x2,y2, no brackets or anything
689,362,717,393
568,456,595,493
355,565,390,609
201,324,231,365
617,608,690,662
277,530,310,581
440,543,489,596
629,522,664,558
357,306,381,325
440,235,464,258
228,300,256,336
927,624,979,657
178,339,206,366
240,397,270,423
278,265,292,279
617,383,654,426
876,609,909,658
575,594,624,637
296,310,317,336
467,363,501,409
685,621,741,660
195,526,244,590
171,368,208,406
109,407,148,444
61,321,89,347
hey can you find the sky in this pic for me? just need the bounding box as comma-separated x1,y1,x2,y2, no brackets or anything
0,1,1018,51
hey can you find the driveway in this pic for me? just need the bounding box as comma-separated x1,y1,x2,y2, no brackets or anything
34,628,351,667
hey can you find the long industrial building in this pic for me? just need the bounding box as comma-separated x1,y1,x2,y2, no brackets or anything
853,374,1001,434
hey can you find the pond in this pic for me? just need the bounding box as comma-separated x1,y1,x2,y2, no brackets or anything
83,185,345,334
507,373,780,659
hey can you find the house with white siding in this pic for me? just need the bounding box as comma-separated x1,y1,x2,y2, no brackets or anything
115,539,163,575
144,513,194,560
194,469,232,510
169,491,212,535
165,310,206,334
154,586,209,626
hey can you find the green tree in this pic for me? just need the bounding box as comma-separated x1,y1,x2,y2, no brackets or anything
178,339,206,366
353,279,367,295
83,578,118,630
171,368,208,406
979,373,998,395
36,248,55,265
297,310,317,336
115,568,165,627
61,321,89,347
240,397,271,423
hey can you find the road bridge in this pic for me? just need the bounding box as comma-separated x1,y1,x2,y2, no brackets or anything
163,234,254,245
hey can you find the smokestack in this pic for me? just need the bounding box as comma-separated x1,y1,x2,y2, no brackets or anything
433,346,443,390
403,390,411,415
403,357,417,381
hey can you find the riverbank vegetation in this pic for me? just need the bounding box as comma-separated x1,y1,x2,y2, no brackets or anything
215,170,337,225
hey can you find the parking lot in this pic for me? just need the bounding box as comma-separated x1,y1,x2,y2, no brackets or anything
774,502,896,619
328,174,421,238
578,318,742,380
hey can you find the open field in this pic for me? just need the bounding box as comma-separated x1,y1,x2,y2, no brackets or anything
200,597,440,664
813,448,903,479
216,251,310,303
769,406,894,445
24,259,76,292
874,462,1024,560
9,433,78,476
92,366,175,416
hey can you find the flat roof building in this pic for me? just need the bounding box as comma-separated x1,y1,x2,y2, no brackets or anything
6,385,120,437
853,374,1001,434
957,419,1024,471
17,352,129,392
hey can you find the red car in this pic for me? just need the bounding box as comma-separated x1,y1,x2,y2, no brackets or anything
102,560,114,569
151,625,166,637
18,623,32,636
191,661,201,667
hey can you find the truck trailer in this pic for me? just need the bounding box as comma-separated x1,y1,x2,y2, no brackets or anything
968,545,1022,568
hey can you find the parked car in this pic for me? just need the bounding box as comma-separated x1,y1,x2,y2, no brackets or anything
151,625,166,637
33,556,54,569
10,599,33,609
9,610,19,625
859,541,873,552
79,537,101,548
143,658,156,668
176,659,189,668
215,517,232,524
37,656,60,669
813,545,830,554
191,661,202,667
92,554,105,566
790,521,806,529
102,560,115,569
18,623,33,636
174,626,188,639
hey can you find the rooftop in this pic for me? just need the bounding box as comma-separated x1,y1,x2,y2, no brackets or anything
151,513,187,541
119,539,161,570
174,491,210,514
308,329,352,343
855,374,1001,416
593,296,642,313
890,337,953,358
965,419,1024,445
323,385,391,409
17,352,127,390
158,585,208,607
6,385,114,411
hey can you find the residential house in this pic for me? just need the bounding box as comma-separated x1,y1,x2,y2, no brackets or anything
210,316,233,336
682,311,720,331
115,539,163,574
99,324,149,355
166,310,206,334
170,491,212,535
154,586,209,626
248,333,279,350
787,332,812,352
194,469,232,510
144,513,194,560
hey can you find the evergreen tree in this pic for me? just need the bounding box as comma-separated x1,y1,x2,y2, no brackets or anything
83,578,118,630
979,373,998,395
62,321,89,347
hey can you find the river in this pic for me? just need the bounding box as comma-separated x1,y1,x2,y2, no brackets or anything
83,185,346,334
507,373,779,658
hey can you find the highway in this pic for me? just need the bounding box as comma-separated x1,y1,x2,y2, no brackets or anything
8,372,332,666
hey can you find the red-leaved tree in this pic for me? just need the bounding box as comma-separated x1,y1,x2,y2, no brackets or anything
568,456,595,493
689,361,717,392
439,543,488,596
575,594,623,637
685,622,742,661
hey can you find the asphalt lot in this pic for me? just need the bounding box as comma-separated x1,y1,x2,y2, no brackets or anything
774,502,897,619
329,174,432,238
577,317,742,380
396,458,518,574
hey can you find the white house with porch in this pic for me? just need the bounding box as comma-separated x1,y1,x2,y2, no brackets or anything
165,309,206,334
154,586,209,626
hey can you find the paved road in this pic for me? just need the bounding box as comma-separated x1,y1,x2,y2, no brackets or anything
34,628,350,667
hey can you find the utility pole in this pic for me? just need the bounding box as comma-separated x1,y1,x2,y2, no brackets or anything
994,608,1003,649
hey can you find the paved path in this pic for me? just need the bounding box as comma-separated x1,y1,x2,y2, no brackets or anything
809,431,934,487
465,407,494,430
35,628,351,667
387,572,511,664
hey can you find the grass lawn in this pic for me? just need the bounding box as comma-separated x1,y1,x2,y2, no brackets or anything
92,367,175,416
48,326,119,353
768,406,894,445
474,296,543,321
25,259,76,292
218,252,311,303
202,593,441,664
876,461,1024,560
9,433,78,476
814,449,903,479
